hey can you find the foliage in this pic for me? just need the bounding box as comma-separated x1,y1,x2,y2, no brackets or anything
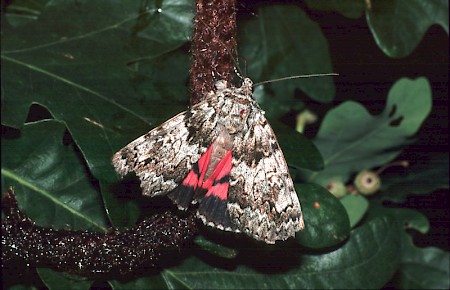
299,77,432,185
1,0,448,289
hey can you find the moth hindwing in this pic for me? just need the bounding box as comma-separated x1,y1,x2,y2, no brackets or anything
112,78,304,244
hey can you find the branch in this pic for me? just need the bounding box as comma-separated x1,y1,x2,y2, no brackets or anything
1,188,198,278
190,0,237,104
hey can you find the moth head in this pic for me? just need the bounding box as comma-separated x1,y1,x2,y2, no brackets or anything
240,78,253,95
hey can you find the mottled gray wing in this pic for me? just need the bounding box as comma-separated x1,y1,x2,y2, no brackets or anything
227,113,304,244
112,99,220,197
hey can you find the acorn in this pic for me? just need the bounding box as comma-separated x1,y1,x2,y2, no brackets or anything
354,170,381,195
326,180,347,198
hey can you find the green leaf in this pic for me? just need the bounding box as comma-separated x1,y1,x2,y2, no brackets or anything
340,194,369,228
381,152,449,203
3,0,50,27
1,120,108,231
238,4,335,118
3,285,37,290
193,236,239,259
37,268,93,290
1,0,193,180
393,208,430,234
162,216,400,289
368,204,447,288
394,234,450,289
296,184,350,248
1,0,193,227
251,76,306,120
367,0,449,57
368,205,447,288
109,276,168,290
99,179,140,228
301,77,432,186
370,203,430,235
306,0,449,58
270,120,324,171
306,0,366,19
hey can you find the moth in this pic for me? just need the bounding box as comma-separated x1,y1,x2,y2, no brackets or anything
112,77,304,244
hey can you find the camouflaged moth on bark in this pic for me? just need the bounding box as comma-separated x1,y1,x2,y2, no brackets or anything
112,78,304,244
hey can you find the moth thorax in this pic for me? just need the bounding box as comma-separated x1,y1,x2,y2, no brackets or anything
223,102,251,135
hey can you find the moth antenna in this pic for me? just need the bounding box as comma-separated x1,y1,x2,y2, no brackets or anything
233,66,244,81
233,62,248,83
235,55,250,80
253,73,339,87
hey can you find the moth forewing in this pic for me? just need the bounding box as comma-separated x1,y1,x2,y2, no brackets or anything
226,106,304,244
111,107,214,197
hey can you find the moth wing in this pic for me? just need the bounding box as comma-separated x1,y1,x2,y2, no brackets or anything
112,100,218,198
227,114,304,244
196,150,239,232
168,142,214,209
